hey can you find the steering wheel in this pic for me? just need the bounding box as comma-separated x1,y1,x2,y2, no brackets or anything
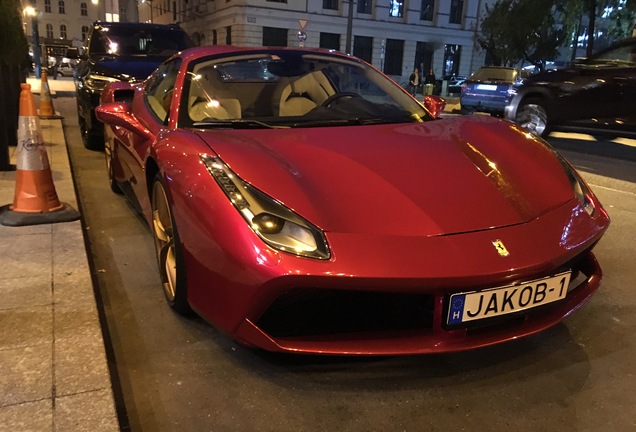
321,92,362,107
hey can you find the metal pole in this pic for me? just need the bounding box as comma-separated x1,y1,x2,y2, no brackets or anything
32,15,42,79
345,0,354,54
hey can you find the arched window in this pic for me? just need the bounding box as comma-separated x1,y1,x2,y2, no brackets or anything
46,23,54,39
58,0,65,14
80,2,87,15
60,24,67,39
81,25,89,41
44,0,51,13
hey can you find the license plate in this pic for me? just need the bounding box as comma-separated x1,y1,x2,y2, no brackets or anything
476,84,498,91
447,271,571,325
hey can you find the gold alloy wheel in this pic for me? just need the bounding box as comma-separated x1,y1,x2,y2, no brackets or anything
152,180,178,303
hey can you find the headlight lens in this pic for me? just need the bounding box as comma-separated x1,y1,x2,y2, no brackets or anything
557,155,595,216
201,155,331,259
84,74,120,92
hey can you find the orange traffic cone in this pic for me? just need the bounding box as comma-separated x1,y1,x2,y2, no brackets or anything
39,69,61,119
0,83,79,227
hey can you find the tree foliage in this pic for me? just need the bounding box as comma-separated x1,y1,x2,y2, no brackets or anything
0,0,29,66
477,0,567,68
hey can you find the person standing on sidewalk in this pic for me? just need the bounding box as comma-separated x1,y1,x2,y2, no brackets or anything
409,67,420,96
425,68,436,95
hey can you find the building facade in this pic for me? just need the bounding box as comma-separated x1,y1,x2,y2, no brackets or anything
20,0,130,63
144,0,489,83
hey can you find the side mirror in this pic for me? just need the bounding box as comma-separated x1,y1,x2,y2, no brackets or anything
423,95,446,119
95,102,154,141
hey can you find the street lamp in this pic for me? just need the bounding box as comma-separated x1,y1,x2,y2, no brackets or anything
24,5,42,79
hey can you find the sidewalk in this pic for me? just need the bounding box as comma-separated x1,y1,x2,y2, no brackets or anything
0,103,119,430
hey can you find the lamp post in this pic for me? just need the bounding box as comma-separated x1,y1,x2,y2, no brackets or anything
24,6,42,79
141,0,153,23
345,0,355,55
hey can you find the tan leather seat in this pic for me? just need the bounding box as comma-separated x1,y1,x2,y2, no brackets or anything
278,72,334,116
190,98,242,121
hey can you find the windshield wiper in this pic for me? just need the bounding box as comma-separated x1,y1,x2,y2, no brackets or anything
287,116,419,128
193,119,278,129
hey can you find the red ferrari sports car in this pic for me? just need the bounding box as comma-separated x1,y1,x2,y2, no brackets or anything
96,46,610,355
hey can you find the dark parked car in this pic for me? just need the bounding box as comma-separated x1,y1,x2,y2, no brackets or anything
506,37,636,138
460,66,531,115
447,75,466,95
75,21,193,149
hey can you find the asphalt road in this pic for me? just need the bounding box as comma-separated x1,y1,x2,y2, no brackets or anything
58,97,636,432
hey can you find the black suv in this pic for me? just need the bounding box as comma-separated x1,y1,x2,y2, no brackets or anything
76,21,193,149
505,37,636,138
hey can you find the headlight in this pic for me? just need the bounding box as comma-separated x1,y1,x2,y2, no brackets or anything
84,74,120,92
201,155,331,260
557,155,595,216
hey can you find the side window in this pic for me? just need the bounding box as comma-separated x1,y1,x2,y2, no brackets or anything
145,59,182,123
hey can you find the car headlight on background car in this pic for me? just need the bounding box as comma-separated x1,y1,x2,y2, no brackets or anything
201,155,331,260
83,74,120,92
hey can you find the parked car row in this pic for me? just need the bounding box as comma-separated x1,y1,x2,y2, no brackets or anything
461,37,636,138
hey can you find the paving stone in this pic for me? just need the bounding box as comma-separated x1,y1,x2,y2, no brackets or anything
0,344,52,407
0,399,52,432
55,389,119,432
0,305,52,350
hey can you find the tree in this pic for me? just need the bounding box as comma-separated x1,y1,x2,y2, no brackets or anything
560,0,636,57
0,0,29,171
477,0,566,69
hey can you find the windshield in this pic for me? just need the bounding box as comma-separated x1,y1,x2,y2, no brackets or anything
89,26,192,58
180,51,431,129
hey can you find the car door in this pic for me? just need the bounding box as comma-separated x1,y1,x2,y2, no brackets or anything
117,58,182,212
558,41,636,123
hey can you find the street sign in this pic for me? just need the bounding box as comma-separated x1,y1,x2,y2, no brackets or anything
297,30,307,42
298,19,308,30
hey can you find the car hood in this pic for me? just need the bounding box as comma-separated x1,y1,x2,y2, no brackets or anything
194,116,575,237
88,56,165,81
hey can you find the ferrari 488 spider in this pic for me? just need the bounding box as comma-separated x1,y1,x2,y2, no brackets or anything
96,46,610,355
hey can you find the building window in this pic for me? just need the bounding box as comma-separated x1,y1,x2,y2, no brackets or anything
60,24,67,39
420,0,434,21
81,25,89,41
353,36,373,64
212,30,217,45
383,39,403,75
58,0,65,14
323,0,338,11
357,0,372,14
449,0,463,24
46,23,54,38
44,0,51,13
263,27,287,47
80,2,87,15
389,0,403,17
415,41,434,75
319,33,340,51
443,44,461,77
226,26,232,45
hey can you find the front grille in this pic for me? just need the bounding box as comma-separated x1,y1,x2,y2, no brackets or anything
256,289,435,338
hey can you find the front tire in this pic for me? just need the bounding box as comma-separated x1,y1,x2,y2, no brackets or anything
151,174,191,314
516,98,550,137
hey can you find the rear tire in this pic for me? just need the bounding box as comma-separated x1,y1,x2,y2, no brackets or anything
151,174,191,315
515,98,550,137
